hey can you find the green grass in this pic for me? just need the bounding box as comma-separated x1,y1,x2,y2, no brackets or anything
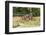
13,17,40,28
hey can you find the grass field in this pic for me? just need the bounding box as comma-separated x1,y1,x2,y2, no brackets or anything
13,16,40,28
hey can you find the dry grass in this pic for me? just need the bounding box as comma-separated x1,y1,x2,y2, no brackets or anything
13,16,40,28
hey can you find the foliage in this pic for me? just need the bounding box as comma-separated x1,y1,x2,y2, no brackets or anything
13,7,40,16
32,8,40,16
